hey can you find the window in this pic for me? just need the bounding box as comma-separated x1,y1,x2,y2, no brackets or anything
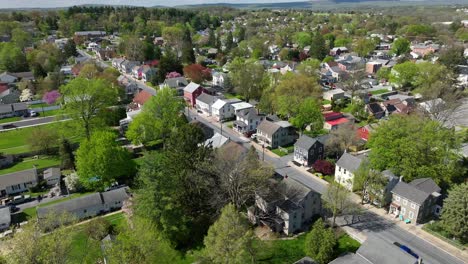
401,208,406,215
411,203,416,209
395,196,400,202
409,211,414,219
338,167,341,172
344,169,347,174
403,199,408,206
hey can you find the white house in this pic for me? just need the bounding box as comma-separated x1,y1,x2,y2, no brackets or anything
231,102,254,115
0,168,38,196
233,107,265,134
211,98,242,121
212,72,228,87
43,167,61,186
323,88,345,101
334,151,369,190
195,93,218,116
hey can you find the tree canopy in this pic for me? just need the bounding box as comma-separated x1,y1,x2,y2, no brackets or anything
440,183,468,244
304,219,337,264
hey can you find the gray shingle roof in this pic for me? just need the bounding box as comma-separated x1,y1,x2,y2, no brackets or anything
37,193,103,219
164,77,188,88
101,187,130,204
43,167,61,180
0,206,10,226
391,181,430,205
196,93,216,105
409,178,441,194
356,235,418,264
184,82,201,93
295,135,319,150
336,152,364,173
0,168,37,190
257,120,281,136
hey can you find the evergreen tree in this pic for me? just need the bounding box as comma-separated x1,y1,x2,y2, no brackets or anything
225,31,234,51
310,32,327,61
59,138,75,170
440,183,468,243
304,219,337,264
181,28,195,64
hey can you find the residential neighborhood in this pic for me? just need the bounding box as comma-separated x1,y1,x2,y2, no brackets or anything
0,2,467,264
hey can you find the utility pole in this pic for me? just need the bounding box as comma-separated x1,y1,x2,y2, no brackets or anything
262,144,265,161
220,120,223,136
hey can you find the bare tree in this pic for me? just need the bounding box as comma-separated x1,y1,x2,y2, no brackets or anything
323,181,352,227
325,123,361,158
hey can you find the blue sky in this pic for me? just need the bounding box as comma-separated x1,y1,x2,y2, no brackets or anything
0,0,309,9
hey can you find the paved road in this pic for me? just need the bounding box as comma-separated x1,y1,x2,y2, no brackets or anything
0,116,58,130
188,109,464,264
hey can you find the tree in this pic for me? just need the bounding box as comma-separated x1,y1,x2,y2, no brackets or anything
156,50,183,84
60,77,119,139
228,58,268,101
27,126,58,155
19,88,33,102
134,123,216,248
63,39,78,58
324,181,352,227
59,138,75,170
440,183,468,244
389,61,419,88
290,97,323,134
76,130,135,190
0,42,28,72
294,32,313,49
304,219,337,264
64,172,82,192
391,38,410,56
181,28,195,64
126,88,185,145
310,32,327,61
438,46,467,71
376,67,391,81
106,217,180,264
183,64,212,83
202,204,255,263
368,114,464,185
334,38,352,48
42,90,61,105
122,36,145,61
354,38,375,57
297,58,321,77
272,73,322,118
225,31,234,51
79,63,101,79
11,28,32,50
353,161,388,205
211,145,273,210
312,160,335,176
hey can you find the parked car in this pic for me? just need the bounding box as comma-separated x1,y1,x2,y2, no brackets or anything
393,242,419,259
30,110,39,117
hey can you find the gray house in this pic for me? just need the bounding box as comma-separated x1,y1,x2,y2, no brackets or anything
43,167,61,186
293,135,328,167
0,168,38,196
256,120,297,149
0,103,28,119
195,93,217,116
37,187,130,222
248,177,322,235
0,206,11,231
389,178,441,224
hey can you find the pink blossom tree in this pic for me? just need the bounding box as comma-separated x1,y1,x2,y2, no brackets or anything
43,90,61,105
166,71,182,79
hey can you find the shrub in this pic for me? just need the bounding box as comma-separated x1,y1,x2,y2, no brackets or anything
313,160,335,175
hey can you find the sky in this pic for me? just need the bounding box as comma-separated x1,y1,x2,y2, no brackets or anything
0,0,310,9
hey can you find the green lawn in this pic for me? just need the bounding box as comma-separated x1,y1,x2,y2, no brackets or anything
336,234,361,255
257,234,307,264
322,99,331,105
0,156,60,175
0,116,22,124
370,89,390,95
224,93,244,100
271,145,294,157
29,103,57,108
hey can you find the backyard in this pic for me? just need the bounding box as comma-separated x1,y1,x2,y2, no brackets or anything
0,156,60,175
271,145,294,157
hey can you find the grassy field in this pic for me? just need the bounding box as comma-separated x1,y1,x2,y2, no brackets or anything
322,99,331,105
0,156,60,175
336,234,361,255
0,116,22,124
370,89,391,95
257,234,307,264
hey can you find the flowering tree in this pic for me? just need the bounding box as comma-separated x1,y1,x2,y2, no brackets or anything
183,64,212,83
313,160,335,175
20,89,34,102
166,71,182,79
43,90,61,105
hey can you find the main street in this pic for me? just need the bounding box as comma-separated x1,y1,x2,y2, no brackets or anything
187,108,465,264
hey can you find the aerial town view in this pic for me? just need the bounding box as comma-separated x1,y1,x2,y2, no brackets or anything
0,0,466,263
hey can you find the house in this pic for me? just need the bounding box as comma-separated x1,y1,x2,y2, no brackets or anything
74,31,106,39
0,154,13,169
132,90,153,109
366,102,385,119
233,107,265,134
248,177,322,235
389,178,442,224
323,112,353,130
0,89,20,104
211,98,242,121
112,58,125,69
160,77,188,96
37,187,130,222
204,132,229,149
0,207,11,231
323,88,345,101
335,55,365,72
153,36,164,46
141,66,156,83
0,72,18,84
184,82,204,107
294,135,328,167
10,72,34,82
357,123,380,141
212,72,228,88
196,93,218,116
120,61,140,74
43,167,61,186
410,43,440,57
330,47,349,56
256,120,297,149
0,168,38,196
131,65,142,79
334,151,369,190
329,235,418,264
366,60,385,74
0,103,28,119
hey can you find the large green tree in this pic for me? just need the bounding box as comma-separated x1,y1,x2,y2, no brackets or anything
389,61,419,88
304,219,337,264
60,77,119,139
76,130,135,190
390,37,410,56
126,88,185,145
440,183,468,244
202,204,256,263
228,58,268,101
368,115,464,185
290,97,324,134
310,32,327,61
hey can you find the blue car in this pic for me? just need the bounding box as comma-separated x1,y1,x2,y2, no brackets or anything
393,242,420,259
